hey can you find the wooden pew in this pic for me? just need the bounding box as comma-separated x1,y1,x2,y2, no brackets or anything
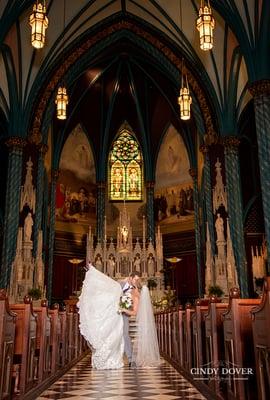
49,304,61,373
33,300,51,383
178,305,185,367
191,298,209,369
222,287,260,400
171,308,179,363
58,307,68,367
0,289,16,399
182,303,194,371
251,276,270,400
10,296,37,395
66,306,76,362
204,296,228,396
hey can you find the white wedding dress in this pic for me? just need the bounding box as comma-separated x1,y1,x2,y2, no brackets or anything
77,266,124,369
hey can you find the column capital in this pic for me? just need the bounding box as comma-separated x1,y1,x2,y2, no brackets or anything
189,168,197,179
51,169,60,181
249,79,270,97
5,137,27,151
146,181,155,189
222,136,240,149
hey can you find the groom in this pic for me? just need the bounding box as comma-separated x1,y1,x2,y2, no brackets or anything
120,271,141,367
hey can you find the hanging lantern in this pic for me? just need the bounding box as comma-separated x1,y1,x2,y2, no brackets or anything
55,87,68,120
178,76,192,120
29,1,49,49
196,0,215,51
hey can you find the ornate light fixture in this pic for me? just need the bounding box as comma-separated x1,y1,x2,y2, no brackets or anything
55,0,68,120
55,87,68,120
178,65,192,120
196,0,215,51
29,1,49,49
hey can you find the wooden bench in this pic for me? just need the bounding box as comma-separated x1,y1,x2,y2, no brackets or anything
33,300,51,383
204,296,228,395
170,308,179,363
182,303,194,371
10,296,37,395
222,287,260,400
191,298,209,369
251,277,270,400
178,306,185,367
58,307,68,367
0,289,16,399
49,304,61,373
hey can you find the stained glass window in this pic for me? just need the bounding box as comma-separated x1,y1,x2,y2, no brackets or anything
109,123,143,201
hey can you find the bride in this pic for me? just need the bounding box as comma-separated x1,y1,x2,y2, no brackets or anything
77,264,160,369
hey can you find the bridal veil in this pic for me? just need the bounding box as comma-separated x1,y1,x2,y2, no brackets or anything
132,285,160,367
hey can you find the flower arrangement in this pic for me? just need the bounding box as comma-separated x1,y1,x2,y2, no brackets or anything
118,293,133,313
28,288,42,300
208,285,224,297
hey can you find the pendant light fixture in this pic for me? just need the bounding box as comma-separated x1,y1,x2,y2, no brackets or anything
55,0,68,120
196,0,215,51
178,0,192,120
29,1,49,49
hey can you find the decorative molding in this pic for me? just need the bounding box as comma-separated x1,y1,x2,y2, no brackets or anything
249,79,270,97
5,137,27,151
223,136,240,149
30,19,216,145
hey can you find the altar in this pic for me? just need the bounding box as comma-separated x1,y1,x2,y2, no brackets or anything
87,206,164,283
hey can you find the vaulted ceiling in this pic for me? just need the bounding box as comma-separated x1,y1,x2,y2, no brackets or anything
0,0,269,179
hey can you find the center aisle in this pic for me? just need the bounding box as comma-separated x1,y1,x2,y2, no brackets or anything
38,355,207,400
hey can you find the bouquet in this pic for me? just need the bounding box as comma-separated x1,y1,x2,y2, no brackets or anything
118,293,133,313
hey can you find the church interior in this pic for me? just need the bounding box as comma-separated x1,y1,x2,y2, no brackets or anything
0,1,270,399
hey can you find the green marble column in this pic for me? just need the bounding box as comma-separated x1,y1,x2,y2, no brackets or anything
189,168,203,297
0,137,26,288
96,181,105,241
146,181,155,242
249,80,270,272
33,144,48,258
200,144,215,256
47,169,59,304
223,137,248,297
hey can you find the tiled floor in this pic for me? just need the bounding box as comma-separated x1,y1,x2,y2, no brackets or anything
38,355,207,399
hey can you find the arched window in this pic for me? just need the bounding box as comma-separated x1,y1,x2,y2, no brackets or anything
109,123,143,201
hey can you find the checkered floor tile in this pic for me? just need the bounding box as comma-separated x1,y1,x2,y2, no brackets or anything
38,355,207,399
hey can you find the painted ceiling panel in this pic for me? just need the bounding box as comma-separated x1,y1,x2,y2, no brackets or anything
0,53,9,110
236,58,251,118
234,0,255,45
0,0,9,19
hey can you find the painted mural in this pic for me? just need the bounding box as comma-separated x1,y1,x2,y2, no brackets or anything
55,125,96,231
155,125,194,232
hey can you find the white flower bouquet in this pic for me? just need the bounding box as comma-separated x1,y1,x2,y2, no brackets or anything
118,293,133,313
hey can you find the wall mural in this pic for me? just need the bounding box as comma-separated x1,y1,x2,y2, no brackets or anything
155,125,194,232
55,125,96,231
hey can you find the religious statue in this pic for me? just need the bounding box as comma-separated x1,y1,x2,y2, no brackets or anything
147,253,155,276
107,255,115,277
215,213,225,241
24,212,33,242
133,254,141,270
121,225,128,245
95,254,103,272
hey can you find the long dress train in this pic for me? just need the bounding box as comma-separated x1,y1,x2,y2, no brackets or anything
77,266,124,369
